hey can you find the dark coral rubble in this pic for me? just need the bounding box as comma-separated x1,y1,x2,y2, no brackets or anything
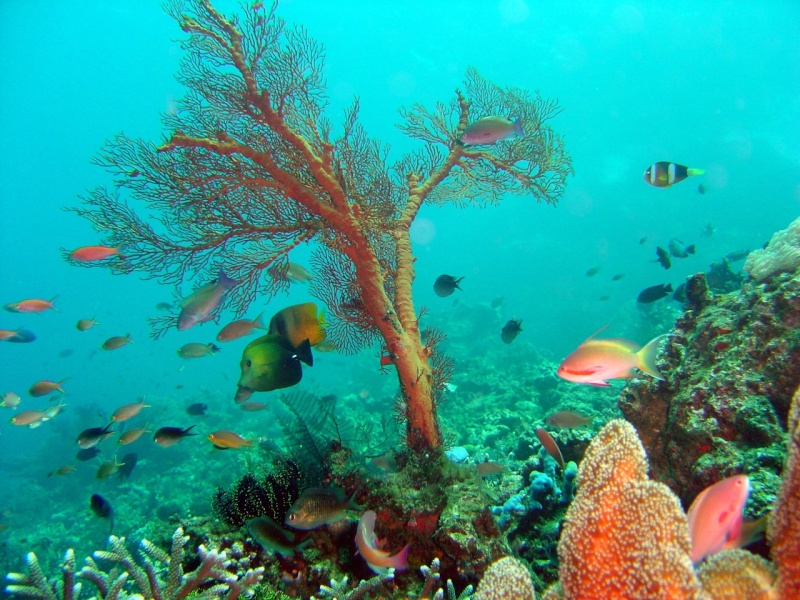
620,272,799,510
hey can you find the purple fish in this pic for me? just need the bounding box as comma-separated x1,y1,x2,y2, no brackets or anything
178,269,239,331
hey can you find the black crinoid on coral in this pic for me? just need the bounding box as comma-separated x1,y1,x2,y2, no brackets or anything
213,392,348,528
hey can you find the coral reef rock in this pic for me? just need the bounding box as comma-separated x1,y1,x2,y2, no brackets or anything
744,215,800,282
620,271,800,507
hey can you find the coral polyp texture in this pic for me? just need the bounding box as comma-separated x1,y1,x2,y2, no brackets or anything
473,556,536,600
620,271,800,507
744,215,800,281
554,419,702,599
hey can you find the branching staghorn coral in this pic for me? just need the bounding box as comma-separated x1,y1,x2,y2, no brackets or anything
4,527,263,600
65,0,572,452
310,570,394,600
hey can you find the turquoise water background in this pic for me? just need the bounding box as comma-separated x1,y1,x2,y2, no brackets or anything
1,0,799,572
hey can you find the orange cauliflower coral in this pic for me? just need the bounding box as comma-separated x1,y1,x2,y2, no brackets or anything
767,385,800,598
557,419,703,600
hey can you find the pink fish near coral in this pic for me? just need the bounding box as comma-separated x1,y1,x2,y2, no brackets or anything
178,269,239,331
687,474,751,563
556,327,667,386
69,246,125,262
355,510,409,575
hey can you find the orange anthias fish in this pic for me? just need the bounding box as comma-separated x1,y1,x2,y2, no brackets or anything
69,246,125,262
688,474,757,563
535,428,565,469
10,410,46,427
217,313,266,342
29,379,67,397
4,297,58,313
268,302,326,348
556,328,668,386
119,424,150,445
111,398,150,422
545,411,594,429
207,430,255,449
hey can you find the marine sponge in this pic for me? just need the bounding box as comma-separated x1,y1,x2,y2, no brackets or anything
473,556,536,600
744,216,800,281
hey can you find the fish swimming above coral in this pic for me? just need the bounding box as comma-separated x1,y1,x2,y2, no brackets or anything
643,161,704,188
500,319,522,344
76,317,100,331
669,238,696,258
433,274,463,297
687,474,763,563
458,116,523,145
102,334,132,351
177,342,220,359
153,425,197,447
4,297,57,313
217,313,266,342
235,334,313,402
90,493,113,535
285,487,360,530
247,516,310,558
355,510,409,575
268,303,326,347
637,283,673,304
177,268,239,331
68,245,125,262
546,410,594,429
557,327,668,386
0,328,36,343
77,423,114,449
654,246,672,269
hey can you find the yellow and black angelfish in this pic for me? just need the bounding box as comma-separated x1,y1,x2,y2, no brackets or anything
643,161,704,188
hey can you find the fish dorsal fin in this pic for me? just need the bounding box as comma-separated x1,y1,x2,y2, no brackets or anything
580,324,610,345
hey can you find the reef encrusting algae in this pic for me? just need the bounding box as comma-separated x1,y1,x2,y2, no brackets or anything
619,270,800,509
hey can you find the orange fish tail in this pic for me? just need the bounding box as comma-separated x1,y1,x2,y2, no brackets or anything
636,334,669,380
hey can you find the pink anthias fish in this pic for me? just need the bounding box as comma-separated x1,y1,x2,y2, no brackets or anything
355,510,409,575
556,327,668,386
178,269,239,331
687,474,765,563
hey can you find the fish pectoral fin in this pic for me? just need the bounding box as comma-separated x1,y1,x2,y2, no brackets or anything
587,381,611,387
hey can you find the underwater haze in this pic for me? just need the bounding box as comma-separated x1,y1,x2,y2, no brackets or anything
1,0,800,588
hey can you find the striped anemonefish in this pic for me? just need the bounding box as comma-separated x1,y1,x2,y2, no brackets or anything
643,161,704,188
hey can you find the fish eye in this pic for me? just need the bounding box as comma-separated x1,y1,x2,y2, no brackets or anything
245,360,251,367
288,513,295,521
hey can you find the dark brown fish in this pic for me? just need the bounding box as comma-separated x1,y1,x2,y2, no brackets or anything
535,428,564,469
77,423,115,449
545,411,594,429
153,425,197,447
433,274,463,297
585,267,601,277
500,319,522,344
